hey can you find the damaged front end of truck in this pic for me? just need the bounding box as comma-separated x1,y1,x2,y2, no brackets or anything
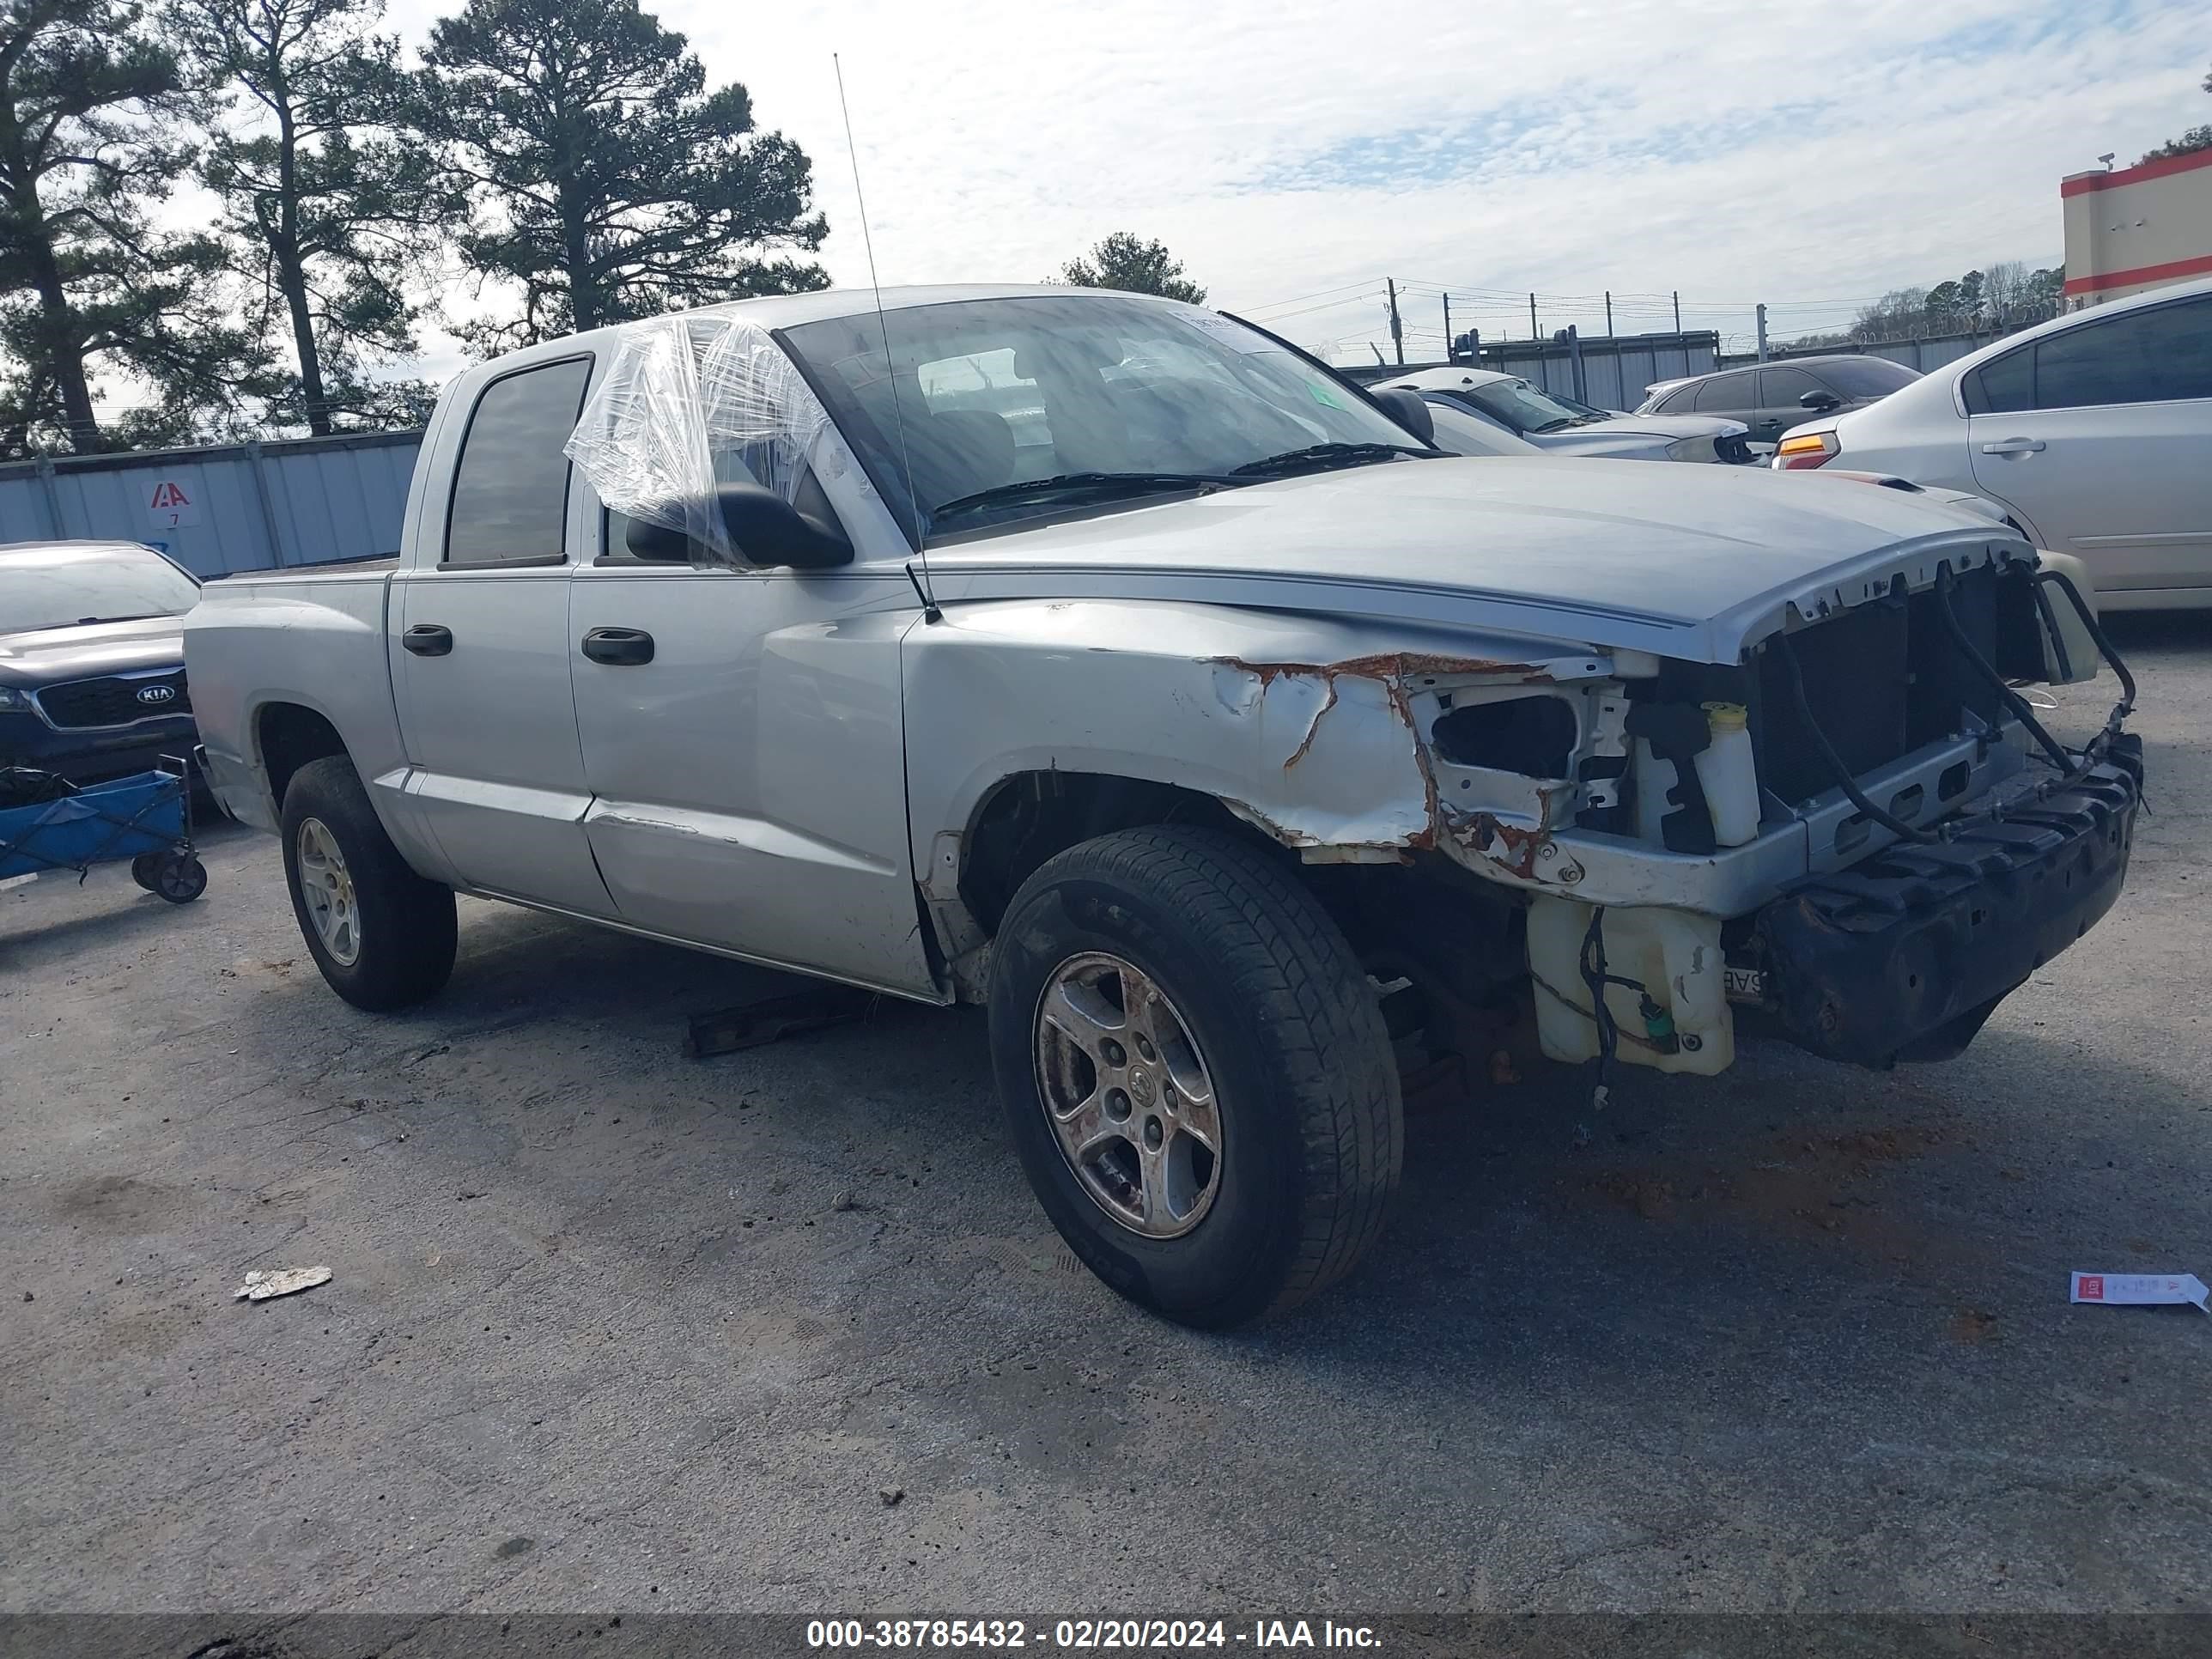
1180,546,2141,1084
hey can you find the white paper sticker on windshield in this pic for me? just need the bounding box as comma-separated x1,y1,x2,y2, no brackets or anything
1176,307,1275,354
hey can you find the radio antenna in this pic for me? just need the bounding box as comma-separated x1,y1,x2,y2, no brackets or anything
834,53,939,623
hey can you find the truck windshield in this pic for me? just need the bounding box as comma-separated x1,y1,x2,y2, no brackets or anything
0,549,200,634
780,294,1423,538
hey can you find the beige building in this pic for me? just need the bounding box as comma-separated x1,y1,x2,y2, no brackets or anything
2062,147,2212,307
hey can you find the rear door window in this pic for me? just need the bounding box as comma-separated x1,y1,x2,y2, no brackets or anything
1820,358,1919,397
443,356,594,567
1966,297,2212,416
1756,367,1825,407
1691,373,1752,413
1963,348,2034,415
2031,296,2212,410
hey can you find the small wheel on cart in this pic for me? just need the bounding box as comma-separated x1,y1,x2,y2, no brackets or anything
130,852,163,890
151,850,207,904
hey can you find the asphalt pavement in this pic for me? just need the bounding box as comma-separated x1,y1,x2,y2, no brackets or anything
3,616,2208,1626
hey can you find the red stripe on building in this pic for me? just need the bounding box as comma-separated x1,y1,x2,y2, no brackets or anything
2063,250,2212,296
2060,147,2212,198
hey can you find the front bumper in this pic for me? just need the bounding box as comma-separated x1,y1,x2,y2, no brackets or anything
1739,748,2140,1067
0,710,202,787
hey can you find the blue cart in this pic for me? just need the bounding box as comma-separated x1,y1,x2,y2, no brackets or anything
0,756,207,903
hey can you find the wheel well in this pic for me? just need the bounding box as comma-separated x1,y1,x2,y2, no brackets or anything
958,772,1255,935
953,770,1532,1107
257,703,349,811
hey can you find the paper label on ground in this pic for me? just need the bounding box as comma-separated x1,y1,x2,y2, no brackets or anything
2070,1271,2209,1310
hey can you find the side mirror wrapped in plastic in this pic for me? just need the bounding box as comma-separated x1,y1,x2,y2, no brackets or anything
566,307,854,568
625,515,696,562
715,483,853,569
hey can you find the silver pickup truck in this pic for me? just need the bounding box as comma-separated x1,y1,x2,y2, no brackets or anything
185,284,2142,1328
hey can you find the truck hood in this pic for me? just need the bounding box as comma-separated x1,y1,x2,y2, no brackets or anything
0,613,187,686
925,456,2024,665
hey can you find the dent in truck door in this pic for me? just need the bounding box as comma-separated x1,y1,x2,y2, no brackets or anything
568,512,937,998
389,354,616,915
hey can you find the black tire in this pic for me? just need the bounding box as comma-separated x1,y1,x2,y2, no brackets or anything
152,851,206,904
988,825,1402,1328
130,852,161,891
279,755,456,1011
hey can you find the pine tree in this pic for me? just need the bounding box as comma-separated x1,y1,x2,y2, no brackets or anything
0,0,270,452
419,0,827,352
1058,233,1206,304
179,0,466,435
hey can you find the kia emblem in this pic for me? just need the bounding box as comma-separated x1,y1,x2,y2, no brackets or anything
137,684,178,706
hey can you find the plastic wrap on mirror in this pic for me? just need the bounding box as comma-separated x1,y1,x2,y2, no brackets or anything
562,307,832,564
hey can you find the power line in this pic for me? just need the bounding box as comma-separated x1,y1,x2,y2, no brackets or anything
1243,291,1389,325
1241,279,1388,316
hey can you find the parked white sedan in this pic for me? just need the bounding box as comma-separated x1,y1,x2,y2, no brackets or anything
1384,367,1754,463
1775,276,2212,611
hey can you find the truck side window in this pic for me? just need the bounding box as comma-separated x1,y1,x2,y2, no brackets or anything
443,356,593,568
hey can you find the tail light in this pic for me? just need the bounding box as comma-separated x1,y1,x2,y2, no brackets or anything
1776,431,1838,470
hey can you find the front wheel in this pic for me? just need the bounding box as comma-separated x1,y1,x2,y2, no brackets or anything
280,756,456,1011
988,826,1402,1328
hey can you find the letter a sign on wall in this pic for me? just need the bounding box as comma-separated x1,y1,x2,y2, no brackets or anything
145,477,203,530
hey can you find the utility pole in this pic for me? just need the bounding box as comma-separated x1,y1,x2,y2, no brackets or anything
1387,278,1404,366
1755,302,1770,362
1442,294,1452,361
1604,290,1613,337
1672,290,1681,332
1528,292,1538,340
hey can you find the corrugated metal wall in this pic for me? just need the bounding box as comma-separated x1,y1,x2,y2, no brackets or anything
1342,331,1722,410
1479,331,1720,410
0,429,422,580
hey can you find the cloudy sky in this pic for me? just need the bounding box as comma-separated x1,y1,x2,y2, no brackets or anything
381,0,2203,366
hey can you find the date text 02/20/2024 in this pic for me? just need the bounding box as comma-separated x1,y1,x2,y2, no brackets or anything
805,1620,1382,1649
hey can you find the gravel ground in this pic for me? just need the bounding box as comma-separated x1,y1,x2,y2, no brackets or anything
3,617,2208,1623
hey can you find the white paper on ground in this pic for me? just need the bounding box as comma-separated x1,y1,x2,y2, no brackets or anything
234,1266,332,1302
2069,1272,2209,1312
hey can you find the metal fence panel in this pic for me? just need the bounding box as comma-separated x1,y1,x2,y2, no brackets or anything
1719,330,2000,377
1343,332,1722,412
0,429,422,578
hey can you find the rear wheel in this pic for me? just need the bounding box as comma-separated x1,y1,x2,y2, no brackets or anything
280,756,456,1011
988,826,1402,1328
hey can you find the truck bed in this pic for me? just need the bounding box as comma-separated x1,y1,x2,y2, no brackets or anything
182,564,402,836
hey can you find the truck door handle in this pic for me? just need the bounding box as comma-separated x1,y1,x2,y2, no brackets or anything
1980,438,2046,455
581,627,655,665
402,623,453,657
